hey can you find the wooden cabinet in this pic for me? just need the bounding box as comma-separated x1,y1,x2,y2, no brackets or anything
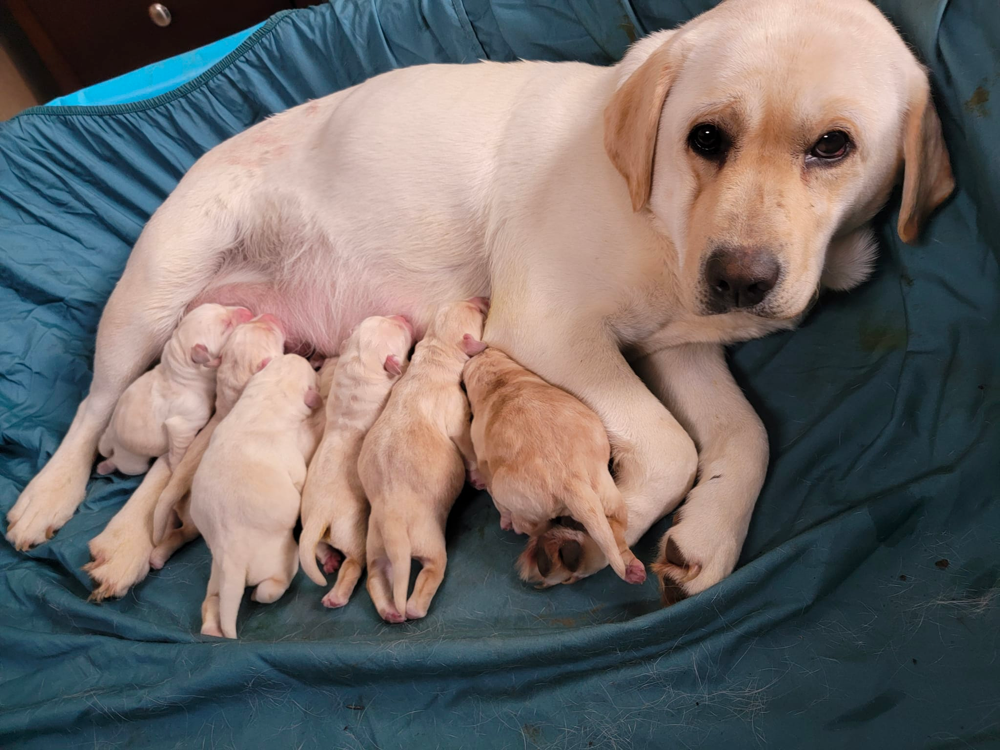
3,0,322,96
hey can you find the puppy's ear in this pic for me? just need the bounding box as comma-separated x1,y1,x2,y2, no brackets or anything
304,387,322,410
897,76,954,244
191,344,212,365
256,357,272,373
462,334,487,356
384,354,402,377
604,38,681,212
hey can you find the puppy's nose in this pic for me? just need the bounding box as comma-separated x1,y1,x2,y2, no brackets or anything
704,248,780,311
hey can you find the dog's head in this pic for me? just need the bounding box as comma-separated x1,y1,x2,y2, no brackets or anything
605,0,953,321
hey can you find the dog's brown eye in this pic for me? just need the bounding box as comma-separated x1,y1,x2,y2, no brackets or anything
689,123,726,158
811,131,850,160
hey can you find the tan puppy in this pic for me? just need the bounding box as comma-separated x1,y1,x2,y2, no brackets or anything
359,299,487,622
191,354,321,638
148,314,286,568
97,303,251,475
298,315,414,608
463,347,645,586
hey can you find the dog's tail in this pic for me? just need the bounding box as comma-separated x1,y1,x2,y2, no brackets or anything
568,485,629,580
298,518,329,586
384,523,411,619
217,556,247,639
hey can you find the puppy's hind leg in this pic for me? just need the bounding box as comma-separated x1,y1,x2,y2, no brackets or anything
201,560,223,637
365,520,404,623
405,529,447,621
252,535,298,604
7,189,240,550
322,557,363,609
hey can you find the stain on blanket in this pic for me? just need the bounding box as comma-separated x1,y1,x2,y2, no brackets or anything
965,85,990,117
859,322,906,354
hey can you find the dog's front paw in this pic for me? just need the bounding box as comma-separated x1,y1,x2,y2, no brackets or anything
516,521,605,587
84,520,154,601
651,514,740,606
6,471,87,551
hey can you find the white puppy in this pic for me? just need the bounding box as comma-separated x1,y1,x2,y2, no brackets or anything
190,354,321,638
359,299,486,622
298,315,414,608
97,303,251,475
149,313,286,568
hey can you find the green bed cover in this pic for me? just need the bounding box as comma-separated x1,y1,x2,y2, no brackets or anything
0,1,997,747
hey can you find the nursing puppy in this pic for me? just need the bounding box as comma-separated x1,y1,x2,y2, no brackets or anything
149,314,286,569
463,347,646,586
298,315,414,608
191,354,321,638
97,303,252,475
359,299,487,622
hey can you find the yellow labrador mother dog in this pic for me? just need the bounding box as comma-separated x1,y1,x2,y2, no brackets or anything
7,0,952,604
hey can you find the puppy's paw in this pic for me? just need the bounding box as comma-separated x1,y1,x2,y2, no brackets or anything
201,623,224,638
85,521,153,601
624,560,647,584
6,479,85,551
379,606,405,624
467,467,487,491
321,590,347,609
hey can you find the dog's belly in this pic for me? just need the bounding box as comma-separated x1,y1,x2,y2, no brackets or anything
190,250,488,355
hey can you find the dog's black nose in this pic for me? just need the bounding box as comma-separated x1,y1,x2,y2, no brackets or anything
704,248,780,311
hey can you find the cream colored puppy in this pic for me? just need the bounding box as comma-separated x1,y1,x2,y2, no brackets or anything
191,354,322,639
148,314,286,568
463,347,646,586
298,315,414,608
359,299,487,622
96,303,252,475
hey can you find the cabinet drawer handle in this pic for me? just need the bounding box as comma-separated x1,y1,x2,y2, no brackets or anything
148,3,172,27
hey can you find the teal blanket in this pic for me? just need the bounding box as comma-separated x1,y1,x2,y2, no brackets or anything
1,2,997,747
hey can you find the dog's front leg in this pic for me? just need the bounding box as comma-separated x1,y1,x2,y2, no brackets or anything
486,313,698,581
633,343,769,604
84,456,173,600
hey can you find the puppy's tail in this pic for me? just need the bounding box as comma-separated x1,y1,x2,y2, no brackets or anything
298,518,329,586
569,487,628,580
217,557,246,639
384,523,411,619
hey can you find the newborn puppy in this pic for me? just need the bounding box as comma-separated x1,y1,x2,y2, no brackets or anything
359,298,487,622
298,315,414,609
149,314,286,568
463,347,646,586
97,303,252,475
190,353,322,638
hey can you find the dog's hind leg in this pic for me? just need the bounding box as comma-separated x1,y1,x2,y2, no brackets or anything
6,185,240,550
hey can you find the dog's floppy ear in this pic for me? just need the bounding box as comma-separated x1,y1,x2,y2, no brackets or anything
604,38,680,212
897,77,954,244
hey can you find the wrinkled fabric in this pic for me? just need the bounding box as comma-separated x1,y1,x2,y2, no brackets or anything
0,1,998,748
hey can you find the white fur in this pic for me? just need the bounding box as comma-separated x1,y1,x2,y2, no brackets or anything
190,354,320,638
96,304,249,475
148,314,286,569
298,316,414,608
7,0,938,604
